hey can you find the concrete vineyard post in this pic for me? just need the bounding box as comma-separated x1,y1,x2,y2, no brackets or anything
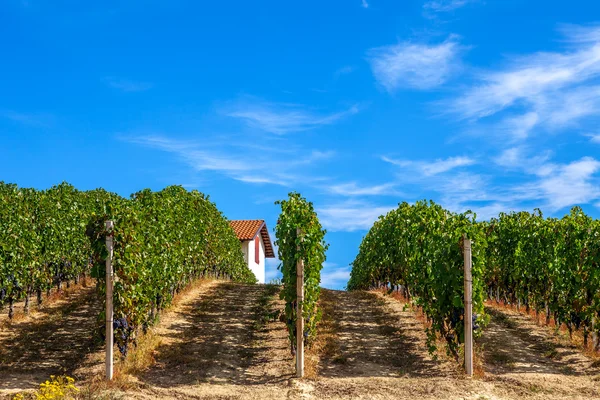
463,236,473,377
296,227,304,378
105,220,114,380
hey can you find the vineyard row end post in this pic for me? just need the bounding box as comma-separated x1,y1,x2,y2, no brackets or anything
463,235,473,377
105,220,114,381
296,227,305,378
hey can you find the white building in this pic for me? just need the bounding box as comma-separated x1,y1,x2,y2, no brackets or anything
229,220,275,284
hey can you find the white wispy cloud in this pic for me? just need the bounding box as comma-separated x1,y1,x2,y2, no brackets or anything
444,150,600,215
447,25,600,141
493,146,552,174
318,200,393,232
423,0,472,12
224,98,359,134
586,133,600,144
123,135,335,187
325,182,399,197
529,157,600,210
435,171,494,213
320,263,352,289
105,77,153,92
382,155,475,175
265,257,282,283
560,23,600,44
368,35,465,91
499,112,540,141
361,0,369,8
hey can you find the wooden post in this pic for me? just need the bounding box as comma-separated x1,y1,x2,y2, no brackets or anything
463,236,473,377
296,227,304,378
105,220,114,380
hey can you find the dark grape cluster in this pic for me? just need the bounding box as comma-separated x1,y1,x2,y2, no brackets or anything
570,312,582,330
449,308,463,329
113,317,133,356
51,260,73,285
9,274,21,290
473,312,480,331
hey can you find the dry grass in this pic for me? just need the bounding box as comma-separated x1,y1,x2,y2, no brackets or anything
118,331,162,378
473,343,487,378
2,310,28,324
75,375,129,399
46,277,94,303
169,278,212,309
8,282,600,400
305,291,342,379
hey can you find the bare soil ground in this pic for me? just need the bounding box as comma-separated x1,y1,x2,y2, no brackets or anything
3,282,600,399
479,304,600,399
315,290,451,378
0,284,101,393
128,281,296,399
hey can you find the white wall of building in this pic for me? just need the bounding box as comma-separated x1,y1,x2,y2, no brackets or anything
242,235,266,284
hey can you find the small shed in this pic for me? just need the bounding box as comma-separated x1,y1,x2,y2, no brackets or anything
229,220,275,284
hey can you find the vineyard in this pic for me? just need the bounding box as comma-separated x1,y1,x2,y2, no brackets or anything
2,188,600,400
349,200,600,362
0,182,115,319
0,182,255,354
275,192,328,369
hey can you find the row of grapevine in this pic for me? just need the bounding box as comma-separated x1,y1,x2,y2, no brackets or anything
0,182,115,317
483,207,600,346
88,186,255,354
0,182,256,355
274,192,328,355
349,201,600,358
348,201,487,357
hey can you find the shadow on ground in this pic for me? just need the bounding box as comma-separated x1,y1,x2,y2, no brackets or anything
481,306,599,377
317,290,444,379
140,282,294,388
0,287,101,390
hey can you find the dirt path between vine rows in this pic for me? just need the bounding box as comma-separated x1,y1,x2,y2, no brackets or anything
307,290,470,400
0,285,101,393
130,285,466,400
4,282,600,399
125,286,600,399
130,281,296,399
479,305,600,398
316,289,452,378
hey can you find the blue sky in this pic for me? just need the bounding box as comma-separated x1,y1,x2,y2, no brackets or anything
2,0,600,289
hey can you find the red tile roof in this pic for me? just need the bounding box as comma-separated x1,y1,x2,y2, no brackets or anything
229,220,275,258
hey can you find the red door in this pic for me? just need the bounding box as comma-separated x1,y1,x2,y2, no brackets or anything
255,236,260,264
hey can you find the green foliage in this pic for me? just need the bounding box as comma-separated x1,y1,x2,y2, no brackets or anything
274,192,328,352
0,182,110,310
351,200,600,358
0,182,255,353
484,207,600,342
348,201,487,358
87,186,256,349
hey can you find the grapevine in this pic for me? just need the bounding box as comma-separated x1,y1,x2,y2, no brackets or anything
348,200,487,358
0,182,256,356
275,192,328,354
